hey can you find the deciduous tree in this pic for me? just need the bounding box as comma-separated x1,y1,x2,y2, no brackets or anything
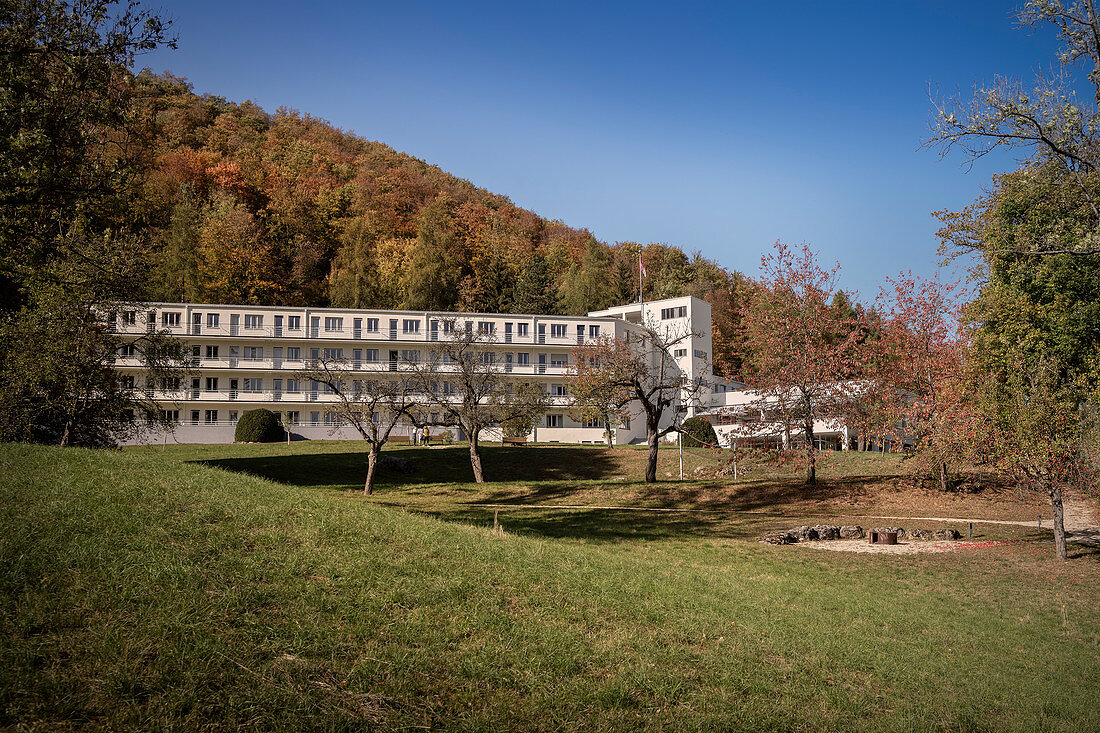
414,324,548,482
737,242,866,484
570,326,705,483
296,354,420,494
876,273,969,490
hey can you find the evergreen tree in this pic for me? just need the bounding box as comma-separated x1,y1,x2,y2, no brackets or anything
478,251,515,313
328,218,378,308
560,237,616,315
402,196,461,311
149,193,201,302
513,250,559,315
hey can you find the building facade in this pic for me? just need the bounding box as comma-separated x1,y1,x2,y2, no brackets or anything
115,296,728,445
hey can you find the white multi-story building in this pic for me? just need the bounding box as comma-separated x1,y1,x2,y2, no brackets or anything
115,296,733,445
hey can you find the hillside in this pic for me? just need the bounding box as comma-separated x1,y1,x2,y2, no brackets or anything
132,74,741,312
1,442,1097,730
124,73,747,374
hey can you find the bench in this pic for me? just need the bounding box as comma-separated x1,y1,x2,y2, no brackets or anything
502,437,527,446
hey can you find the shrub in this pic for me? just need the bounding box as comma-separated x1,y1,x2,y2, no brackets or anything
680,417,718,448
234,408,286,443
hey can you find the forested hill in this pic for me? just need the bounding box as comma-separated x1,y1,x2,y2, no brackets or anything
133,73,745,313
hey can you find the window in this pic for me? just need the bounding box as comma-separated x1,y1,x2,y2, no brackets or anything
661,306,688,320
119,375,135,389
310,411,320,425
287,315,301,331
546,414,563,428
205,377,219,391
244,314,264,329
401,349,421,363
325,317,343,332
120,311,136,326
162,409,179,422
517,323,529,337
366,318,379,332
286,347,301,361
442,382,454,395
588,325,600,338
244,347,263,361
323,347,344,360
161,312,181,327
229,411,238,423
365,349,378,362
243,378,263,392
285,411,300,425
550,324,566,338
323,412,341,426
583,417,605,428
694,349,707,360
204,410,219,424
161,377,181,391
119,343,137,358
550,354,567,368
674,349,687,358
479,352,495,364
402,319,420,334
442,321,454,335
477,321,495,334
516,352,530,365
206,345,220,359
551,384,568,396
206,313,219,328
286,379,301,393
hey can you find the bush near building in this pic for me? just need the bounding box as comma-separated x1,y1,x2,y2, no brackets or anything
234,409,286,443
681,416,718,447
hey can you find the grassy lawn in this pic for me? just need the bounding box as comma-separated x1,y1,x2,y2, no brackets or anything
2,441,1097,730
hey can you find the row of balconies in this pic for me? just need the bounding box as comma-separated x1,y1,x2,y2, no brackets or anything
140,389,575,405
114,357,574,375
112,322,602,345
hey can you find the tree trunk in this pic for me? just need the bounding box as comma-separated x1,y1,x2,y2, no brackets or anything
469,432,485,483
645,423,659,483
1049,482,1068,561
605,428,614,450
939,460,949,492
804,420,816,485
364,443,380,495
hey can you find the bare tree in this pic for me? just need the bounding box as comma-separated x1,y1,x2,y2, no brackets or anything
570,321,706,483
413,323,548,483
296,354,420,494
926,0,1100,256
567,365,630,449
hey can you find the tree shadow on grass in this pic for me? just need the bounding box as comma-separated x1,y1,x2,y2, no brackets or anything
193,445,622,492
408,505,794,544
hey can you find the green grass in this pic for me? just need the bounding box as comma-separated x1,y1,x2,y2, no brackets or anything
2,442,1098,730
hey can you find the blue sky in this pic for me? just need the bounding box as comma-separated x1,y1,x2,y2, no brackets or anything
141,1,1067,299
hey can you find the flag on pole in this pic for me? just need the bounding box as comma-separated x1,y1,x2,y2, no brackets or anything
639,254,647,278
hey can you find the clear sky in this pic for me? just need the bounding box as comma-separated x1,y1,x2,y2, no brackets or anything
140,0,1066,300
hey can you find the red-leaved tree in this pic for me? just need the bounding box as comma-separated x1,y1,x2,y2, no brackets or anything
737,242,867,484
876,273,974,489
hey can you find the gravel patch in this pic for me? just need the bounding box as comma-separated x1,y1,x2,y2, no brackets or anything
790,539,961,554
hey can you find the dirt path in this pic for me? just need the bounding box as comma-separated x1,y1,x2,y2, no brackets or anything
469,497,1100,548
850,497,1099,545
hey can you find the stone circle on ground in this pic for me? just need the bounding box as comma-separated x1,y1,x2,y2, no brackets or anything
758,524,962,545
